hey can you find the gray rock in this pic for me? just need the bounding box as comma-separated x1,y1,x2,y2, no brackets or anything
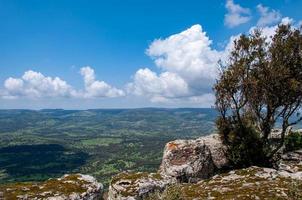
277,149,302,180
159,134,229,183
0,174,103,200
108,172,168,200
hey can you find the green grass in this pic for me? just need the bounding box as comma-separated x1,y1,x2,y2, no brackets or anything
81,137,122,147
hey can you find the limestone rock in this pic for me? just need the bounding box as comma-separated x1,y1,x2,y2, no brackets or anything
0,174,103,200
277,149,302,180
108,172,168,200
177,166,302,199
159,134,229,183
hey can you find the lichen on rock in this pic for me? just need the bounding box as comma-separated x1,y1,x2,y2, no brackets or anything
179,166,302,199
0,174,103,200
108,172,168,200
159,134,229,183
108,134,302,200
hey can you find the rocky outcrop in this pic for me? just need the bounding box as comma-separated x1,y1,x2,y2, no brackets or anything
277,149,302,180
108,134,230,200
159,134,229,183
108,134,302,200
174,166,302,199
0,174,103,200
108,172,168,200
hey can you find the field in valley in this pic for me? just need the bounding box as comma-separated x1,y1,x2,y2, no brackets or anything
0,108,217,186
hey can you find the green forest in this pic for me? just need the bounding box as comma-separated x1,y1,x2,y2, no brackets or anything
0,108,217,186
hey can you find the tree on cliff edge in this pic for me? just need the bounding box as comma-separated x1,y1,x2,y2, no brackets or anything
214,24,302,167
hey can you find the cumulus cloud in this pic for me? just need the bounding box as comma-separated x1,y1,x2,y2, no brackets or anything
1,67,124,99
2,71,75,99
224,0,251,28
127,68,189,102
248,17,295,44
1,6,299,107
127,25,221,103
79,66,125,98
221,16,295,63
256,4,281,27
146,25,219,85
128,14,298,105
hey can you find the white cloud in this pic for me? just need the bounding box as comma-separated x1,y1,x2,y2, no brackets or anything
1,8,299,107
3,71,75,99
127,68,189,102
222,16,295,63
1,67,124,99
128,25,221,104
79,66,125,98
224,0,251,28
147,25,220,90
248,17,295,43
128,14,298,105
256,4,281,27
4,77,24,93
281,17,294,25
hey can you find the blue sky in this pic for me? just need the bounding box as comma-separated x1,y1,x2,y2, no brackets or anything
0,0,301,109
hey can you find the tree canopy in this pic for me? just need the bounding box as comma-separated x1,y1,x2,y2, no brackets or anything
214,24,302,166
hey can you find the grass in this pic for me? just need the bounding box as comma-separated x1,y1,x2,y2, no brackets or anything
0,174,98,199
81,137,123,147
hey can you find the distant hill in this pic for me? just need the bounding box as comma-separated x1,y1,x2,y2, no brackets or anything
0,108,218,186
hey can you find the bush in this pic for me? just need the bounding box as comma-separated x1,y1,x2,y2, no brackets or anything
285,131,302,152
144,185,184,200
217,117,269,168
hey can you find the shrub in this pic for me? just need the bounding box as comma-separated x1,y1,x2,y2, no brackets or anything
217,117,269,168
144,185,184,200
285,131,302,152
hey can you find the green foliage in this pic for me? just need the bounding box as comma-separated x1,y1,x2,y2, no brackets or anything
0,108,217,187
0,144,87,183
214,24,302,167
144,185,184,200
81,137,122,147
285,131,302,152
217,117,268,168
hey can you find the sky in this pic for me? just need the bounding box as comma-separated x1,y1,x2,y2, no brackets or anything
0,0,302,109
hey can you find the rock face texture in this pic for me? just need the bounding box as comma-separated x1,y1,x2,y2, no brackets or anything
108,172,168,200
277,149,302,180
176,166,302,199
0,174,103,200
108,134,302,200
159,134,229,183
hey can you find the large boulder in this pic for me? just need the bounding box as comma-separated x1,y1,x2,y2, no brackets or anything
159,134,229,183
108,172,168,200
0,174,103,200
